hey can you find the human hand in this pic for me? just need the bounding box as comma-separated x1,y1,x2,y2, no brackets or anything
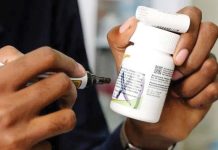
0,46,85,150
108,6,218,149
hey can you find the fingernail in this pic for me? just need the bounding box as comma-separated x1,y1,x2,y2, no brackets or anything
175,49,189,66
172,70,184,81
119,17,134,33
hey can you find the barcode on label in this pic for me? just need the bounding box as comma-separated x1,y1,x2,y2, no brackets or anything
154,65,163,75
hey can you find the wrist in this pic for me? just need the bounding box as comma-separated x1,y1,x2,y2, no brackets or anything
124,119,175,150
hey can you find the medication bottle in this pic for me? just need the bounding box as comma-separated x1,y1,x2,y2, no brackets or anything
110,22,180,123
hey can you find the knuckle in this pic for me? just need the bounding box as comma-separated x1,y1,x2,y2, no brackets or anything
52,110,76,132
107,26,120,48
107,30,114,47
180,90,191,98
107,27,116,42
38,46,53,52
202,22,218,36
169,129,189,141
2,45,17,52
38,47,57,66
177,132,189,141
3,133,20,148
0,45,22,57
191,6,202,18
63,110,76,130
202,58,218,75
176,84,190,98
5,135,16,145
207,83,218,99
184,6,202,19
184,59,199,73
0,108,15,128
203,22,218,31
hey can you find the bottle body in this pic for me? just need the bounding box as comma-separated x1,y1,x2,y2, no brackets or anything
110,21,181,123
111,44,174,123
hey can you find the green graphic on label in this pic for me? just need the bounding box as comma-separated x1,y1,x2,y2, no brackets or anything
112,67,145,109
112,99,141,109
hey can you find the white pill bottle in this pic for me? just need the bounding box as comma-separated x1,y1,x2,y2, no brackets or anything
110,22,180,123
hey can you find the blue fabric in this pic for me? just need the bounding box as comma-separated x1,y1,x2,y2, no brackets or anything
0,0,124,149
93,125,124,150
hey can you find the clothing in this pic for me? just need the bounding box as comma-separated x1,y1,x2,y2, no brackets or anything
0,0,123,149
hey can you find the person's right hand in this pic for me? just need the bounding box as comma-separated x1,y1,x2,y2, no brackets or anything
0,46,86,150
108,6,218,149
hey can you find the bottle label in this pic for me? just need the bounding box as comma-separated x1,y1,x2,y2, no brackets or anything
146,65,173,98
112,64,173,109
112,67,145,109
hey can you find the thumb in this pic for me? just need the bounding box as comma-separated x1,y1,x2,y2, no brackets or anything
0,46,24,64
173,7,202,66
107,17,137,71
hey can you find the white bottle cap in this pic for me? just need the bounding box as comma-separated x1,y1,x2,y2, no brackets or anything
130,22,180,54
136,6,190,33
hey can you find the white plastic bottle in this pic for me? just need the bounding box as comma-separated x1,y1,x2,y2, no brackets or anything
110,22,181,123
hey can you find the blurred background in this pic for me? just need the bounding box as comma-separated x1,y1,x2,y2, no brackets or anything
78,0,218,149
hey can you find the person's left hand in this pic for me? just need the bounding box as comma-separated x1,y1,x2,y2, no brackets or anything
0,46,85,150
108,6,218,149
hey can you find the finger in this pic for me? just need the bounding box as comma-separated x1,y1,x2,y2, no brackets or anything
177,22,218,76
29,109,76,145
173,57,218,98
107,17,137,70
0,47,85,90
57,87,77,109
187,81,218,108
0,46,23,63
32,141,52,150
173,7,202,66
16,73,76,113
172,22,218,81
